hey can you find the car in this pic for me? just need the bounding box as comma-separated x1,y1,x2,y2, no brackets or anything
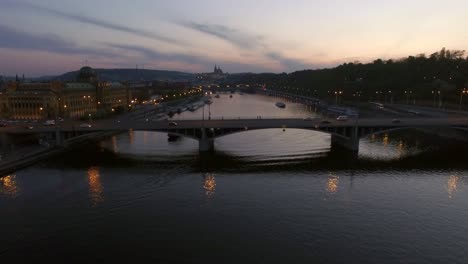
407,109,420,115
25,125,34,130
168,122,178,127
320,120,331,124
43,120,55,126
79,123,92,128
392,118,401,123
336,115,348,121
58,117,64,122
0,123,6,127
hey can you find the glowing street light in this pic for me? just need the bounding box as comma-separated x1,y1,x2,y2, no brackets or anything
459,89,467,110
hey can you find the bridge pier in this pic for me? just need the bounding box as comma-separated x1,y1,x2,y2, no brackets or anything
199,128,214,152
54,130,67,147
330,126,359,158
0,133,12,157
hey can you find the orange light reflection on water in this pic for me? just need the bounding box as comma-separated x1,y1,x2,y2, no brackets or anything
87,166,104,206
382,133,389,146
0,174,18,198
326,175,339,194
204,173,216,199
447,175,459,199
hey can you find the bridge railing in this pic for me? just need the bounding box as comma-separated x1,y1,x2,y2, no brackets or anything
167,116,316,120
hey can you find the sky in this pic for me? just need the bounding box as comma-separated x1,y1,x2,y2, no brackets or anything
0,0,467,77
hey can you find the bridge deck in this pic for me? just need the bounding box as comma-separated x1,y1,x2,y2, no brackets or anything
1,117,468,134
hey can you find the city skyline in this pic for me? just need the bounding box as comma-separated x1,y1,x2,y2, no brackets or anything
1,0,468,76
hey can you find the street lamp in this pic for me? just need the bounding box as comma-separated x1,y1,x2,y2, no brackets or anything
202,103,205,123
459,89,467,110
208,101,211,120
438,91,442,108
334,91,342,105
404,91,411,105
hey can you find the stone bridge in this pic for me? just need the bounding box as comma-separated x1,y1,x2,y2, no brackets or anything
2,117,468,155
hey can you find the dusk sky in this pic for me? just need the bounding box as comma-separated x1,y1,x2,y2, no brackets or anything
1,0,467,76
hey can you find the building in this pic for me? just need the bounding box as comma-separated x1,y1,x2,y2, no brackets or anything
0,66,130,120
213,65,223,75
195,65,227,83
2,81,63,120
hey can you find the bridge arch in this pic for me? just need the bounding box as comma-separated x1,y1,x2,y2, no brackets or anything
209,127,349,141
132,129,200,141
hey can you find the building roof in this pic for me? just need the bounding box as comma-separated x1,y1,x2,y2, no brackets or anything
65,82,95,91
109,82,124,88
77,66,98,82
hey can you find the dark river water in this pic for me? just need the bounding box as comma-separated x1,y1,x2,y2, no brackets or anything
1,93,468,263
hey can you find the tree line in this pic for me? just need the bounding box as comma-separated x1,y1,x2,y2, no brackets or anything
236,48,468,108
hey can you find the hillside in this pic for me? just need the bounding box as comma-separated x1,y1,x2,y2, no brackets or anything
43,68,194,82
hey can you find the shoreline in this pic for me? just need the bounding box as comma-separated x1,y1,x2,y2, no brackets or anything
0,131,120,177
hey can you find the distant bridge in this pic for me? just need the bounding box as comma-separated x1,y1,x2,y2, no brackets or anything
2,117,468,154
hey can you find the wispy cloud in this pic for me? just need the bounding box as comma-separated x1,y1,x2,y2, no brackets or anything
176,21,312,71
176,21,262,49
4,1,181,45
265,52,311,71
107,43,203,65
0,25,114,57
107,43,282,73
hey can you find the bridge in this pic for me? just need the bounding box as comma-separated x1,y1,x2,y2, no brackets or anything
2,117,468,155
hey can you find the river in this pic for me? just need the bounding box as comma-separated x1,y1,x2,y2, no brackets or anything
1,93,468,263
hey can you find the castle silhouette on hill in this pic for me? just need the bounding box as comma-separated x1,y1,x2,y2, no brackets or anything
213,65,223,75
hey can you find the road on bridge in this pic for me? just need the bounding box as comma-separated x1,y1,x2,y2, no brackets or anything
2,117,468,134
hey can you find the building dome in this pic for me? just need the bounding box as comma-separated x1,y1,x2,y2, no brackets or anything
77,66,98,82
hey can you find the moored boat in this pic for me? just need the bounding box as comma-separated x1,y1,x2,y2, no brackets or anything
275,102,286,108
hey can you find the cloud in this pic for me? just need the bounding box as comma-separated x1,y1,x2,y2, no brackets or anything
107,43,203,65
4,1,181,45
107,43,282,73
0,25,114,57
265,52,312,71
176,21,315,71
176,21,262,49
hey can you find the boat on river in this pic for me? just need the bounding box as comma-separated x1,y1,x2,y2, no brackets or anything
275,102,286,108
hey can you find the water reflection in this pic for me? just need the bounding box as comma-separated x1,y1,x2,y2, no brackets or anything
396,140,406,157
447,175,459,199
129,129,134,145
112,136,119,153
382,133,389,146
203,173,216,199
360,133,416,161
87,166,104,206
0,174,18,198
326,174,339,194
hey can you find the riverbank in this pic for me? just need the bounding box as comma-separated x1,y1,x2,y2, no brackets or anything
0,131,120,177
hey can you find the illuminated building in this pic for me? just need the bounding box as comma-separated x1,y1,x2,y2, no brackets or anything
0,66,129,119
